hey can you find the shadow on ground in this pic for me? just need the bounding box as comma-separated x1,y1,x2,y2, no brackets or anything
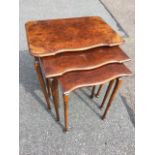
19,50,47,110
120,94,135,127
19,50,63,126
19,50,104,130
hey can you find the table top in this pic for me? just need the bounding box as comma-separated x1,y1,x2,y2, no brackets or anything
25,16,124,57
58,63,132,94
40,46,130,78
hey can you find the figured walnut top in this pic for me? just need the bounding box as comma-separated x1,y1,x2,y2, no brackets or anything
40,46,130,78
25,16,124,57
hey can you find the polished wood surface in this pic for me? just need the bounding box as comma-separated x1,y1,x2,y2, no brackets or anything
102,79,123,119
40,46,130,78
26,16,124,57
58,63,132,94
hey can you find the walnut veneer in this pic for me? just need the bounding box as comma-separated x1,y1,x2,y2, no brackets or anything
25,16,124,57
40,46,130,78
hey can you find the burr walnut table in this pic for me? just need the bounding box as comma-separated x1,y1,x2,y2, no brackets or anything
25,16,124,111
57,63,132,131
40,46,132,131
40,60,132,131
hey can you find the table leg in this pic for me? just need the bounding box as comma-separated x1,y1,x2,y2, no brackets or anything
101,78,123,120
64,94,69,131
100,80,115,109
90,86,96,98
46,78,51,97
34,61,51,110
51,78,60,121
95,84,104,98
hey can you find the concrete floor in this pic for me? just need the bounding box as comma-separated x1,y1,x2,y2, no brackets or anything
20,0,135,154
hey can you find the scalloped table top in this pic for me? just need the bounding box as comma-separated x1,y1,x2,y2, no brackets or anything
25,16,124,57
40,46,130,78
58,63,132,94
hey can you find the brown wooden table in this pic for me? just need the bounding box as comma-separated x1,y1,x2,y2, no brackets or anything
40,61,132,131
25,16,124,57
25,16,124,111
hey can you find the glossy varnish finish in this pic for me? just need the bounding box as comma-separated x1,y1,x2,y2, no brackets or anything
40,46,130,78
25,16,124,57
58,63,132,94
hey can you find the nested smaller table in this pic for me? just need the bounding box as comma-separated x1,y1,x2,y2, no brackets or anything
57,63,132,131
40,46,130,78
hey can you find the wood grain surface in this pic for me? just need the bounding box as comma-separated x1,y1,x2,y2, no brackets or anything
58,63,132,94
40,46,130,78
25,16,124,57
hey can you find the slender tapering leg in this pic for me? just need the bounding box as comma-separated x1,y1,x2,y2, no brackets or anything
90,86,96,98
46,78,51,97
34,61,51,110
100,80,115,109
51,78,60,121
95,85,104,98
102,79,123,120
64,94,69,131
